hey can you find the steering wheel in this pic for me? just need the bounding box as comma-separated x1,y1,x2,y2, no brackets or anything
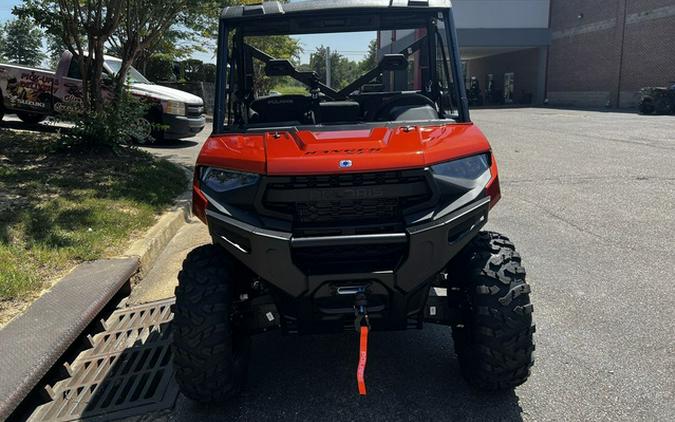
371,93,437,121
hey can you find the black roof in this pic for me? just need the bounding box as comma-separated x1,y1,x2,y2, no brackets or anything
221,0,452,23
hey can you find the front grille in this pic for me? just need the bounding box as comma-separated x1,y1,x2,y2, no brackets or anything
292,243,408,275
295,198,398,224
261,170,433,234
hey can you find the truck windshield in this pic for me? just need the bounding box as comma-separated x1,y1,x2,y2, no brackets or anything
105,60,150,84
221,12,461,130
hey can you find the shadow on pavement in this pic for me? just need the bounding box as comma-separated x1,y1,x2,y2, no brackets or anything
170,325,525,421
141,139,200,149
25,272,523,421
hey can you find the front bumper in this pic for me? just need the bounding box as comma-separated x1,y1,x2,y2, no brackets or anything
162,114,206,139
206,197,490,332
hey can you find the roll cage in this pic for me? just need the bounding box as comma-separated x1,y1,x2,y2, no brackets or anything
213,0,469,132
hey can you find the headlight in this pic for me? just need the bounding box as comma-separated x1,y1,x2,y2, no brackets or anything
165,100,185,116
200,168,259,193
431,154,490,181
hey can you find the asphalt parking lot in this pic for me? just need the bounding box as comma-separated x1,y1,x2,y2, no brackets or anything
124,108,675,422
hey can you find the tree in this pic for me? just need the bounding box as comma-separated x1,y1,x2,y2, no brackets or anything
144,54,176,82
309,46,360,91
202,63,216,83
360,39,378,72
15,0,197,107
107,1,207,95
45,32,65,69
0,26,4,62
14,0,298,105
104,1,232,70
172,0,301,94
45,31,81,69
0,18,46,67
182,59,205,82
248,35,302,95
16,0,123,112
127,28,199,74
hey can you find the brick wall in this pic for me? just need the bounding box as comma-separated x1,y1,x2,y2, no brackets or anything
620,4,675,107
547,0,675,108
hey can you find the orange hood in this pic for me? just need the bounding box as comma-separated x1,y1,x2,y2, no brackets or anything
196,123,492,175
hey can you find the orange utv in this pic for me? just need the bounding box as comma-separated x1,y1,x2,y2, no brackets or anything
172,0,535,402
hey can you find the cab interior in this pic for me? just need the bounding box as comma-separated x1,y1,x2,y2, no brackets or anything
226,30,458,129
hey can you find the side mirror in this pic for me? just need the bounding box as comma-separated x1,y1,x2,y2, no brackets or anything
380,54,408,72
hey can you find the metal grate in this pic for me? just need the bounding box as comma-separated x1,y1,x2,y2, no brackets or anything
27,299,178,422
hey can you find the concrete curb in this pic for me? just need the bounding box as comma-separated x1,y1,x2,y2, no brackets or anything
124,198,192,279
0,258,138,420
0,196,192,420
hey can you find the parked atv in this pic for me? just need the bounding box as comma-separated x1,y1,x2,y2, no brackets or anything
172,0,535,402
639,84,675,115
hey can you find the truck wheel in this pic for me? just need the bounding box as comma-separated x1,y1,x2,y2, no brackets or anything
449,231,535,391
129,117,154,144
16,111,46,125
172,244,251,402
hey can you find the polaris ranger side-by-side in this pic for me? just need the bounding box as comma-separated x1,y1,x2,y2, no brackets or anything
173,0,535,401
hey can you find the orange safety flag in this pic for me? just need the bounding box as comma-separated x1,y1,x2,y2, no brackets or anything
357,325,368,395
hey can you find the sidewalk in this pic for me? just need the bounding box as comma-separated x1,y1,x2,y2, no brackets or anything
128,217,210,305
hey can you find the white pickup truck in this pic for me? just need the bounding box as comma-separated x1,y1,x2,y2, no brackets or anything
0,51,206,142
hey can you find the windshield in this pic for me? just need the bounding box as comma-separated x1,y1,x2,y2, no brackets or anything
105,60,150,84
221,12,460,130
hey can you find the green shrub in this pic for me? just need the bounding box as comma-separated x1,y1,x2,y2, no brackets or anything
57,88,150,151
182,59,204,82
145,55,176,82
202,63,216,83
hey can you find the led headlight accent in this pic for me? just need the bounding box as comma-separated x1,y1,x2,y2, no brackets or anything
165,100,186,116
431,154,490,181
201,168,259,193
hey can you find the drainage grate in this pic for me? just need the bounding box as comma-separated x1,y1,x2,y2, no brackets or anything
28,298,178,422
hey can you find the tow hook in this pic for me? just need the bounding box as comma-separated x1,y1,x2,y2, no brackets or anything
354,292,371,396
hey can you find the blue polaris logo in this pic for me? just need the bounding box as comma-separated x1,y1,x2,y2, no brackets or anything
339,160,353,168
